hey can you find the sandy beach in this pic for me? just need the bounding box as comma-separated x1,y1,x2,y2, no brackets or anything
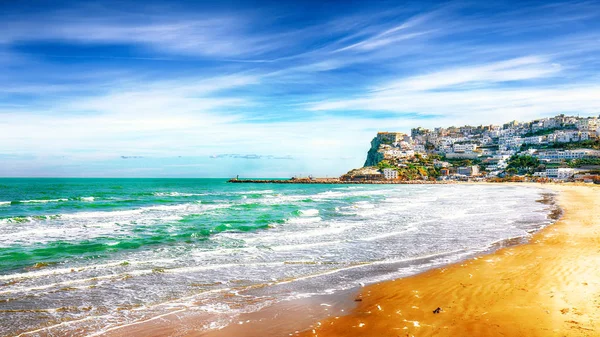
294,183,600,337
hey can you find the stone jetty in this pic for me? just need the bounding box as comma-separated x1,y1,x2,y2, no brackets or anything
227,178,453,184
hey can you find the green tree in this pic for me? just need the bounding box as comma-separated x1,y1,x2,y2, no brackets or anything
506,155,540,174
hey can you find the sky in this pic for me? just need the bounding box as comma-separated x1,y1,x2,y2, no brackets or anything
1,0,600,177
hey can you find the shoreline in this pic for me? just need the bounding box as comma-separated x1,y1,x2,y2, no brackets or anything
295,183,600,337
88,183,576,337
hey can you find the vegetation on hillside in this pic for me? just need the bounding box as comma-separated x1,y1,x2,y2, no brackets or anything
376,158,441,180
506,155,540,175
441,156,482,167
567,158,600,168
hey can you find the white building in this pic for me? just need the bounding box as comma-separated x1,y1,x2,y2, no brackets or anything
537,149,600,161
383,168,398,180
453,143,478,152
546,168,575,180
384,149,415,159
550,130,588,143
500,136,523,148
432,160,450,168
413,145,426,153
580,132,590,141
523,136,545,144
577,118,598,132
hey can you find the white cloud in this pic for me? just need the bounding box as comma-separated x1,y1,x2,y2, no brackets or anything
307,55,600,124
1,11,282,58
3,2,600,177
377,56,561,91
331,9,442,53
310,84,600,124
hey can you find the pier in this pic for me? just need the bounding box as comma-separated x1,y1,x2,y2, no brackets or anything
227,178,451,184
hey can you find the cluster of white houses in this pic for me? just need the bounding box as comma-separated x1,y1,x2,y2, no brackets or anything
533,168,577,180
373,114,600,181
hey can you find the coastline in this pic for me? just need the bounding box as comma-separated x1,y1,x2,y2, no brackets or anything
86,182,587,337
227,178,457,184
295,183,600,337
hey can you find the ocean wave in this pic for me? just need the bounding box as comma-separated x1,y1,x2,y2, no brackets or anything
11,198,69,204
0,202,231,247
285,216,322,224
0,258,176,281
58,202,210,220
242,221,354,245
0,269,154,296
298,209,319,217
271,240,342,252
255,194,308,205
359,226,418,242
0,215,61,225
231,190,274,195
3,197,97,205
153,192,207,197
314,191,344,198
0,184,557,337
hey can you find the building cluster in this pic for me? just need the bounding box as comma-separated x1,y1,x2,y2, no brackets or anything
371,114,600,181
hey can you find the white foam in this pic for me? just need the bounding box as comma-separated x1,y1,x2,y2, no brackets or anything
317,190,344,197
270,240,342,252
232,190,274,195
285,217,322,224
0,269,154,295
0,201,232,246
359,226,418,242
18,198,69,203
314,189,384,200
353,201,375,209
60,208,145,219
0,258,175,281
58,202,217,220
298,209,319,217
153,192,206,197
255,194,306,204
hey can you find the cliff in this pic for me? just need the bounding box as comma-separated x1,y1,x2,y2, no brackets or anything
363,136,384,167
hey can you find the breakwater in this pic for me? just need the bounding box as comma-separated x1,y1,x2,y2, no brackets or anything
227,178,453,184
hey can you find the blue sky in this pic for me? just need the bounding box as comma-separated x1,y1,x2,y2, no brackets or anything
1,0,600,177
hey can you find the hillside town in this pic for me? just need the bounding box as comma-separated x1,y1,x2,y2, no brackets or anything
345,114,600,183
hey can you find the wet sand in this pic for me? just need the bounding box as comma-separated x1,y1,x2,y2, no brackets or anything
295,184,600,337
100,286,359,337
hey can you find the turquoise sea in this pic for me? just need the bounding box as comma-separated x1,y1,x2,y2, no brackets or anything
0,179,556,336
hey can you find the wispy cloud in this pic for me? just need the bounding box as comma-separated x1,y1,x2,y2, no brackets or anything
2,1,600,177
1,8,284,59
376,56,561,91
331,9,442,53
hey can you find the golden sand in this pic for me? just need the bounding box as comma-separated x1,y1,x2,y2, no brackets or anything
296,184,600,337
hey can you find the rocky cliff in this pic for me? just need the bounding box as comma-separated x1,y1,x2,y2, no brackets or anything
363,136,384,167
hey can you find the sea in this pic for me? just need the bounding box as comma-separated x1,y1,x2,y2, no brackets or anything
0,179,557,336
